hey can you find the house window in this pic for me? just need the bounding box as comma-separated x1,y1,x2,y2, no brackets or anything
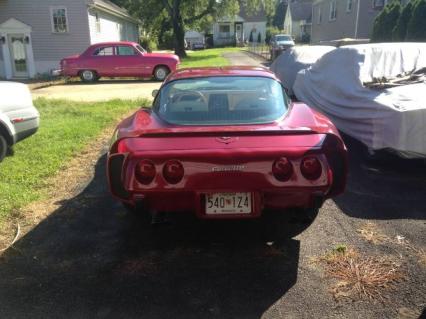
347,0,353,12
95,13,101,33
50,6,68,33
93,46,114,56
318,7,322,24
329,0,337,21
219,24,230,33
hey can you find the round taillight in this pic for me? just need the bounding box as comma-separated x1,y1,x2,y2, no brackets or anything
135,160,156,184
163,160,184,184
301,156,322,180
272,157,293,181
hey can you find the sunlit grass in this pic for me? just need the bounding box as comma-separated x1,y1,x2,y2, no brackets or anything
0,98,145,221
179,47,241,68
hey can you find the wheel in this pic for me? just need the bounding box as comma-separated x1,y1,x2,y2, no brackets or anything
153,66,170,81
79,70,98,83
263,207,319,240
0,134,7,162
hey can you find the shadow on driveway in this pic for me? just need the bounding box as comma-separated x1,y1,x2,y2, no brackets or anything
334,135,426,220
0,155,299,319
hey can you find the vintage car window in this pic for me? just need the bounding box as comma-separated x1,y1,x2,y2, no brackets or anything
154,77,288,125
117,45,137,56
135,45,147,54
93,46,114,56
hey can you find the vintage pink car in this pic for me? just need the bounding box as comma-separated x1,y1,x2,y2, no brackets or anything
55,41,180,82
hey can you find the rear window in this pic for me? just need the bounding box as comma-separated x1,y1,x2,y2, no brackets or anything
154,76,288,125
275,35,292,42
93,46,114,56
117,45,137,56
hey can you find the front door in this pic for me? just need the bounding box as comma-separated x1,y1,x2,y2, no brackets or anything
8,34,28,78
235,23,243,44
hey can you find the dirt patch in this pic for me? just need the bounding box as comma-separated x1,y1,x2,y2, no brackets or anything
313,246,405,302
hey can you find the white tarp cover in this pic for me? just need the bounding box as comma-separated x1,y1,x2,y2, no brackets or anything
293,43,426,158
270,46,335,96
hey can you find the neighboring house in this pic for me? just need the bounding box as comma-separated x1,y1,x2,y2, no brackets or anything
311,0,410,44
213,5,267,46
283,0,313,42
184,30,205,47
0,0,139,80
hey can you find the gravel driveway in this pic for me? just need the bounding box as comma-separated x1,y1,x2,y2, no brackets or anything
32,79,161,102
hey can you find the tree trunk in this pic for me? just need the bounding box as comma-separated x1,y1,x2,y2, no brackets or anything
172,0,187,58
173,17,187,57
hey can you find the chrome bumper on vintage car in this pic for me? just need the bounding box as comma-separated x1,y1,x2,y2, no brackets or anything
51,69,62,76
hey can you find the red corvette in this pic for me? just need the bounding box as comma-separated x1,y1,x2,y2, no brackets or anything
56,41,180,82
107,67,347,232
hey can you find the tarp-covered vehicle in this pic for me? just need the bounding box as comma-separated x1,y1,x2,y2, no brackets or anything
270,46,335,96
293,43,426,159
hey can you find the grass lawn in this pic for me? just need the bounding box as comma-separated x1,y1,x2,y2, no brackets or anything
0,98,144,222
179,47,241,68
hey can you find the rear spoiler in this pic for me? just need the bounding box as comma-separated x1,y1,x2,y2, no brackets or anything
136,128,318,138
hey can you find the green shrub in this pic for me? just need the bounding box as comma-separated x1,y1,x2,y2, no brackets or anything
158,30,175,50
139,35,158,52
406,0,426,40
257,32,262,43
371,0,402,42
393,0,415,41
266,26,282,44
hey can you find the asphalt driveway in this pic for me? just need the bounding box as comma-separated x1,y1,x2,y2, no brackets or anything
0,137,425,319
1,51,425,318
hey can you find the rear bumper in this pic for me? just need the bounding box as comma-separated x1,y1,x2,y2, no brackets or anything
51,69,62,76
12,117,39,144
127,189,326,219
107,152,329,219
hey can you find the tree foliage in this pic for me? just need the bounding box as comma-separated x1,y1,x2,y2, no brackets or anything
272,1,287,29
111,0,276,57
393,0,414,41
371,0,402,42
406,0,426,40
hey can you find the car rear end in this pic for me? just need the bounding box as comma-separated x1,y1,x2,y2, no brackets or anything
107,72,347,219
0,82,39,145
108,130,346,219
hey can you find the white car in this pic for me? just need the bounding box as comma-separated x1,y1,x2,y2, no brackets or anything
0,82,40,161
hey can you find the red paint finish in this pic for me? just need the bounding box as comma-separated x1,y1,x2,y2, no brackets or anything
106,67,348,219
59,41,180,78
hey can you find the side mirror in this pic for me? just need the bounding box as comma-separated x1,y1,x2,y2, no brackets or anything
152,89,159,98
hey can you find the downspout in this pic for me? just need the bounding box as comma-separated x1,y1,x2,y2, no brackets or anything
354,0,361,38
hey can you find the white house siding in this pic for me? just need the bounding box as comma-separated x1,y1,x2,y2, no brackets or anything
0,47,3,77
244,22,266,43
213,22,236,46
88,9,138,44
0,47,4,78
0,0,91,75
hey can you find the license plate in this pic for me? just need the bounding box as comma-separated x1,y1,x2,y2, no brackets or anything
205,192,252,214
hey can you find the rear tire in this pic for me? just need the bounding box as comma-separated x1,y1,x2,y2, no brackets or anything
153,66,170,81
79,70,98,83
0,134,7,162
